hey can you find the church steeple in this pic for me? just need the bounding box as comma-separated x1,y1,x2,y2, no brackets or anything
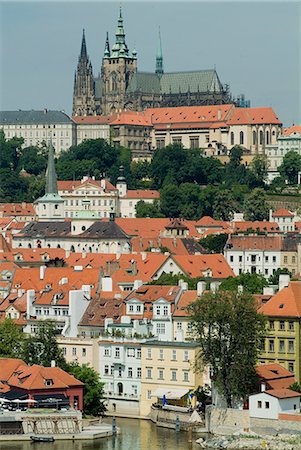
155,27,164,75
104,32,110,58
45,141,58,195
111,6,129,58
80,29,88,60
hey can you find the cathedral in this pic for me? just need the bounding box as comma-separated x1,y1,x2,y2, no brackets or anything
72,8,233,116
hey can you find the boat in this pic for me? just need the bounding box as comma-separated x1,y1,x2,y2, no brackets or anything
30,435,55,443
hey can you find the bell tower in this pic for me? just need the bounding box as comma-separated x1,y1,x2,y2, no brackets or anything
101,7,137,115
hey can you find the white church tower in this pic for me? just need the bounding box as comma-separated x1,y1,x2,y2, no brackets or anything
35,142,65,221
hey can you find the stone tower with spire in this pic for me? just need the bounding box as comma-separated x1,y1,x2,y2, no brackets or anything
73,29,96,116
35,142,65,221
155,27,164,76
100,7,137,115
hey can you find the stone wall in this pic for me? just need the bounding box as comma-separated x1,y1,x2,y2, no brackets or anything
208,407,250,435
250,416,301,435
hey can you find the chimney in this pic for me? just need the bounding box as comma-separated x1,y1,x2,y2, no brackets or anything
102,277,113,292
21,202,26,210
131,259,137,276
269,209,273,222
197,281,206,296
65,249,70,259
278,274,290,291
260,382,266,392
217,108,222,120
141,252,147,261
133,279,143,290
50,360,56,368
82,250,86,259
40,265,47,280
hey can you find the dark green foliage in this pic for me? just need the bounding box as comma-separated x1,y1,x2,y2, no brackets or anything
67,363,106,416
279,151,301,185
190,290,266,407
135,200,164,218
149,273,207,290
219,272,268,294
289,382,301,393
17,146,47,176
200,234,228,254
22,320,67,369
0,318,25,358
268,268,291,285
160,184,182,217
243,188,269,221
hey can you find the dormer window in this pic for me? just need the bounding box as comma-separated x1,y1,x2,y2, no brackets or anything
45,379,53,386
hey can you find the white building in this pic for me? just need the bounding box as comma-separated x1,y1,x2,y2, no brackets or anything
224,235,282,278
0,110,76,155
72,116,110,145
249,389,301,419
270,209,300,232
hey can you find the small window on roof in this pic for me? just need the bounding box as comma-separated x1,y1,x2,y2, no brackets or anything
279,304,284,309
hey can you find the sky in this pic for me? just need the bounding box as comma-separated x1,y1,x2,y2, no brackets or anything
0,0,300,126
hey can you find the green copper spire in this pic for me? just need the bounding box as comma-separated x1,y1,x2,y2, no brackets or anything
45,141,58,195
104,31,110,58
111,6,129,58
155,27,164,75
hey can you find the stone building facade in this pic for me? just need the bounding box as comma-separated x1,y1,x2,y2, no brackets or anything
72,8,232,117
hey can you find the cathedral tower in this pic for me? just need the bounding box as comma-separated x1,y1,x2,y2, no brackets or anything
73,29,96,116
155,27,164,75
101,7,137,115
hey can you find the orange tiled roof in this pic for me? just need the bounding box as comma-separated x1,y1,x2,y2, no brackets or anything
79,295,125,327
232,221,280,232
226,107,281,125
172,254,234,279
256,363,295,381
272,209,294,217
196,216,229,228
265,389,301,399
173,290,198,317
110,111,152,126
258,282,301,318
72,115,111,124
0,358,26,382
0,203,35,216
125,190,159,199
57,178,117,192
228,235,283,251
282,125,301,136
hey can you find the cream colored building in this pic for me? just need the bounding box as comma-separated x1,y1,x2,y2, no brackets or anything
0,110,76,155
57,336,99,372
72,116,110,145
140,341,202,416
265,126,301,175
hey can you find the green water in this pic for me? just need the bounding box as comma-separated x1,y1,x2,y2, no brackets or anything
0,418,200,450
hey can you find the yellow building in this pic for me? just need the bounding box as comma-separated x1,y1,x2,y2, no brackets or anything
258,282,301,382
140,340,203,417
57,336,99,372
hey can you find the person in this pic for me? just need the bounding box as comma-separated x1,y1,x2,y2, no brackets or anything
112,402,116,412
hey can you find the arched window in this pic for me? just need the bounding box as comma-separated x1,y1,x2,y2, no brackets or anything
240,131,244,145
70,245,75,252
28,243,32,248
266,130,270,145
111,72,117,91
259,130,263,145
252,131,257,145
230,132,234,145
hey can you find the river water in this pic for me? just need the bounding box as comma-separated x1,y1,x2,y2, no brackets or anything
0,418,201,450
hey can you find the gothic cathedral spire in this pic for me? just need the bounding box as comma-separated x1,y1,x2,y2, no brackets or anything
155,27,164,75
111,6,129,57
80,29,88,60
104,31,110,58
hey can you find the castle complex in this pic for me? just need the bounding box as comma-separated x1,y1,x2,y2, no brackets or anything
72,8,232,116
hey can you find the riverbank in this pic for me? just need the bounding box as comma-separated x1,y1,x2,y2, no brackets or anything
196,432,301,449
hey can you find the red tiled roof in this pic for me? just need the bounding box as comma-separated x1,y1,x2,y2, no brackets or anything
72,115,111,124
0,358,25,382
265,389,301,399
226,107,281,125
79,295,125,327
57,178,117,192
282,125,301,136
172,254,234,279
125,190,159,199
0,203,35,217
110,111,152,126
228,235,282,251
272,209,294,217
258,282,301,318
232,221,280,232
173,290,198,317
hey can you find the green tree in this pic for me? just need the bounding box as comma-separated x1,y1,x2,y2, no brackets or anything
212,190,238,221
289,382,301,393
190,290,266,407
135,200,164,218
249,155,268,186
219,272,268,294
67,363,106,416
0,318,25,358
17,146,47,176
160,184,182,217
179,183,202,220
22,320,67,368
151,144,188,188
279,151,301,185
243,188,269,221
200,234,228,254
0,130,23,170
268,268,291,285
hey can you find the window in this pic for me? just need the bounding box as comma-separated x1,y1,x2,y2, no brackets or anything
183,371,189,382
156,323,166,334
147,348,152,359
288,340,294,353
268,340,274,352
118,367,122,377
163,305,169,316
289,322,294,331
272,256,276,263
190,137,199,149
82,348,86,357
156,139,165,149
257,401,262,408
239,255,242,262
172,350,177,360
279,340,285,353
252,130,257,145
104,347,110,357
158,369,164,380
288,362,294,373
292,256,296,264
184,350,189,362
251,255,256,263
279,321,285,331
129,304,134,312
104,365,109,375
230,255,234,262
136,304,142,313
177,322,182,330
147,368,152,379
137,348,141,359
128,367,133,378
115,347,120,358
45,379,53,386
269,321,274,330
155,305,161,315
265,256,269,262
159,349,164,360
230,132,234,145
72,347,77,356
171,370,177,381
137,368,141,378
127,348,135,357
259,130,263,145
62,347,67,356
239,131,244,145
147,390,152,400
265,401,270,409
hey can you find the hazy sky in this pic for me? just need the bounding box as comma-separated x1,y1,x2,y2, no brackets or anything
0,1,300,126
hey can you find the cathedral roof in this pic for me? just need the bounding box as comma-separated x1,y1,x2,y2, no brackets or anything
126,69,223,95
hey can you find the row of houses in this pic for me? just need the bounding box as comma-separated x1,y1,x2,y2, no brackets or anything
0,104,282,159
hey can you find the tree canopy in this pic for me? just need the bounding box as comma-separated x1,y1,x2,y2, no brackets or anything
190,289,266,407
0,318,25,358
279,151,301,185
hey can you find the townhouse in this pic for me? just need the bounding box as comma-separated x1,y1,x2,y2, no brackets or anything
72,115,110,145
270,209,300,232
140,340,203,416
0,203,35,223
258,281,301,381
